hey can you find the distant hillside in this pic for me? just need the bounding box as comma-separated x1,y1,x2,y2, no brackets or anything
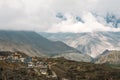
53,53,92,62
95,50,120,64
0,51,28,57
0,30,79,57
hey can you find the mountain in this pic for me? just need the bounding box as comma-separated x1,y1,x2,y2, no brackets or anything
95,50,120,64
105,13,120,28
53,53,92,62
0,30,79,57
40,32,120,58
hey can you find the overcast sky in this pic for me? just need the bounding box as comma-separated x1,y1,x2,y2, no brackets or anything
0,0,120,32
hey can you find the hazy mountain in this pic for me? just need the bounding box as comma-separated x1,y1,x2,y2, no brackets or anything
40,32,120,58
95,50,120,64
105,14,120,28
0,30,79,57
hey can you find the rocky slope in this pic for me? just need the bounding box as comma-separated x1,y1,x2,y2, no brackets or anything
95,50,120,64
53,53,92,62
40,32,120,58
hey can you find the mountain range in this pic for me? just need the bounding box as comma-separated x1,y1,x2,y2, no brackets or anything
105,13,120,28
0,30,119,63
40,32,120,58
56,13,120,28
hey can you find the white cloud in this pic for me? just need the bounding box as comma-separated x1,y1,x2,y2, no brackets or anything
47,12,120,33
0,0,120,32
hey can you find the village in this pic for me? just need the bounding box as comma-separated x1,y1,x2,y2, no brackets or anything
0,52,119,80
0,52,58,79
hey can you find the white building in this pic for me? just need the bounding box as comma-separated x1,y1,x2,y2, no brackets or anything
28,62,35,68
20,57,25,62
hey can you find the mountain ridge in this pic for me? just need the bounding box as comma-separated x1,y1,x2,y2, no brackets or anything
0,30,80,57
95,50,120,64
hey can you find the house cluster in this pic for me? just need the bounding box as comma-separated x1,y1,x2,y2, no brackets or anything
0,56,7,61
27,57,48,75
0,52,49,75
0,52,26,62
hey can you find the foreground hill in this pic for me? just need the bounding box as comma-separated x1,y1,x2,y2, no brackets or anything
40,32,120,58
0,30,79,57
96,50,120,64
0,57,120,80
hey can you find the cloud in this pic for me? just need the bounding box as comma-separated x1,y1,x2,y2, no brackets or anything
47,12,120,33
0,0,120,32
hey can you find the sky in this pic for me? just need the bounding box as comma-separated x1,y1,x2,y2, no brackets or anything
0,0,120,33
